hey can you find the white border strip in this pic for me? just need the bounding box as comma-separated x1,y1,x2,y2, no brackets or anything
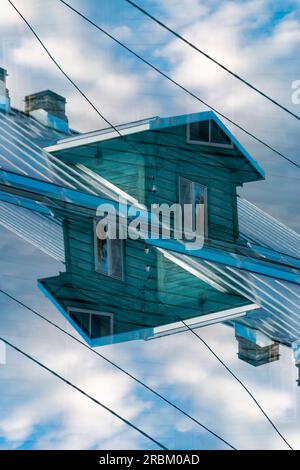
44,123,150,152
147,303,259,340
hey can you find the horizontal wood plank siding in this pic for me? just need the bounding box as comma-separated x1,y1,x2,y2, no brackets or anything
47,120,254,340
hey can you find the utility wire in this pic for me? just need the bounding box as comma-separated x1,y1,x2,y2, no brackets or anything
1,285,291,450
0,335,168,450
7,0,123,136
57,0,300,170
9,0,300,171
0,288,237,450
5,1,294,448
125,0,300,123
180,318,294,450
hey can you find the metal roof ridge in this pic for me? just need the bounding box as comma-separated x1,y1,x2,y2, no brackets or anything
54,116,159,145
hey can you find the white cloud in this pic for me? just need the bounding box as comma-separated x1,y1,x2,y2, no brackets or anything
0,231,299,450
110,25,132,41
141,326,300,449
1,0,300,450
5,1,163,130
154,0,209,28
0,0,37,29
0,315,152,449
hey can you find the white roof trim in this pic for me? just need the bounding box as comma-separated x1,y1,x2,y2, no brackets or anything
44,122,150,153
147,303,259,340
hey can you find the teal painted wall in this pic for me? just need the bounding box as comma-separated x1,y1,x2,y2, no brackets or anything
39,209,250,338
55,122,244,243
42,121,255,340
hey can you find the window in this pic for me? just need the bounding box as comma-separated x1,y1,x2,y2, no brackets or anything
68,308,113,339
187,120,233,148
189,120,210,143
179,176,208,236
94,219,124,280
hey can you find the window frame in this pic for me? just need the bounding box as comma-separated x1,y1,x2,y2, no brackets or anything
178,176,208,240
186,120,234,149
93,218,125,281
67,307,114,339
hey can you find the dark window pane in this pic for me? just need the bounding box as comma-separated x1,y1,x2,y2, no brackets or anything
97,238,109,275
91,314,112,338
110,238,124,280
193,183,207,234
193,182,206,205
179,177,192,206
189,121,209,142
210,120,232,145
70,311,90,337
95,218,124,280
179,178,208,237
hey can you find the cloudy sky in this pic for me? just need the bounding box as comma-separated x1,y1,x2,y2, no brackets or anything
0,0,300,450
1,226,300,450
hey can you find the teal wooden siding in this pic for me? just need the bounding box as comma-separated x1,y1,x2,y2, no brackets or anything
54,122,243,243
39,209,250,338
127,125,240,243
156,251,249,314
55,142,145,203
42,119,255,340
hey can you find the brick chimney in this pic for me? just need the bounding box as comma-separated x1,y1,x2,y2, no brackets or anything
24,90,69,133
0,67,11,113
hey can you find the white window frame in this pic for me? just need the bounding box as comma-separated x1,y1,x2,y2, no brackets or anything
93,219,124,281
67,307,114,338
186,120,234,149
178,176,208,239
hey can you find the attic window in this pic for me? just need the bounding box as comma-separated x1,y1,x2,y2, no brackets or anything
187,120,233,148
68,308,113,339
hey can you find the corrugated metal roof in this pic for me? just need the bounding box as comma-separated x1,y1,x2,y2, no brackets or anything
149,199,300,343
0,108,298,281
238,197,300,259
0,106,299,346
1,194,300,345
0,109,113,196
160,249,300,345
0,200,64,262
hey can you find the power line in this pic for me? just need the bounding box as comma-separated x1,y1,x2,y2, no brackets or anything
7,0,122,136
0,335,168,450
5,0,293,450
5,0,296,446
6,0,192,186
1,286,291,450
0,288,237,450
180,318,294,450
9,0,300,173
57,0,300,170
125,0,300,123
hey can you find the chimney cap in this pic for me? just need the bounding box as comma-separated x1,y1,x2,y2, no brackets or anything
24,89,66,103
